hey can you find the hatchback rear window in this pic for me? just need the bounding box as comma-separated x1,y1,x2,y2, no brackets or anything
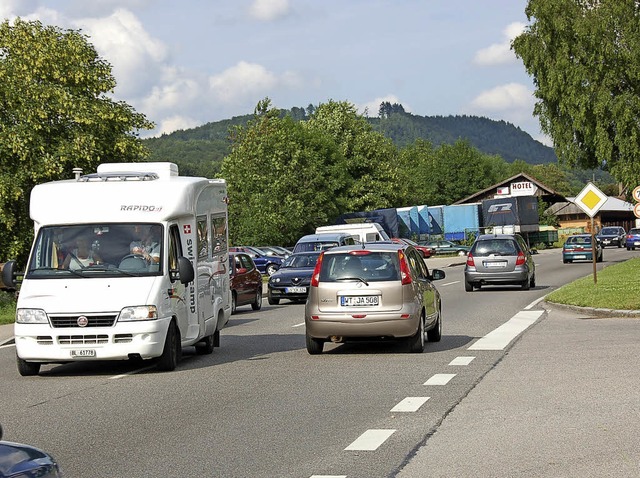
319,251,400,282
472,239,518,257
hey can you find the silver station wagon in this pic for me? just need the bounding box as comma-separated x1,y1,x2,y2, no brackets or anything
304,242,445,354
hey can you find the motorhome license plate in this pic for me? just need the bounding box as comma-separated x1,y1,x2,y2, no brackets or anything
70,349,96,358
285,287,306,294
341,296,379,306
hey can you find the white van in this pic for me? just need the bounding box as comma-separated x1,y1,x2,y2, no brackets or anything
314,223,390,243
6,162,231,375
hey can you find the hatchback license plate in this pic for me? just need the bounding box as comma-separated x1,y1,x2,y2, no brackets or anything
70,349,96,358
340,296,379,306
484,261,506,268
285,286,306,294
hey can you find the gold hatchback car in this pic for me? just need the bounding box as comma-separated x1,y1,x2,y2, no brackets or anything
304,243,445,354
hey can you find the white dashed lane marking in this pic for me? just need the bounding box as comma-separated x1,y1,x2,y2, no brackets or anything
468,310,543,350
345,429,396,451
449,356,475,366
390,397,430,412
424,373,456,386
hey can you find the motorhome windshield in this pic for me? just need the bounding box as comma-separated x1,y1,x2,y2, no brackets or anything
26,223,163,278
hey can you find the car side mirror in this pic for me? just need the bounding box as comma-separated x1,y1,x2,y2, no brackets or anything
430,269,446,281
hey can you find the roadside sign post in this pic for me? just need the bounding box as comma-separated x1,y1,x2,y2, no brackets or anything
573,182,608,285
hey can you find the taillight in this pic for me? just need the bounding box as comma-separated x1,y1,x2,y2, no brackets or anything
516,251,526,266
466,252,475,267
310,252,324,287
398,250,412,285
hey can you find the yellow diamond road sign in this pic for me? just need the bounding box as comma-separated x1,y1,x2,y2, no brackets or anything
574,182,608,218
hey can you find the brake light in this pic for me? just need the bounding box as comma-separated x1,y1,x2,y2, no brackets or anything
398,250,412,285
466,252,475,267
516,251,526,266
310,252,324,287
349,250,372,256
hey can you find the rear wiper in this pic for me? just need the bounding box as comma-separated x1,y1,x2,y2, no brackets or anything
336,276,369,286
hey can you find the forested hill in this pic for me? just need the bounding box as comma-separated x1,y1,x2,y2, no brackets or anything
369,113,557,164
142,109,557,174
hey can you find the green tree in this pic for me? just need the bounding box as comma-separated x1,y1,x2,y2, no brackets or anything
513,0,640,194
221,99,348,246
306,100,401,212
0,19,153,265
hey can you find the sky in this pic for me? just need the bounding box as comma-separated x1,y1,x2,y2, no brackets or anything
1,0,549,145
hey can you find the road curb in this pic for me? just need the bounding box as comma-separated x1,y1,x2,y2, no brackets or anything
543,300,640,319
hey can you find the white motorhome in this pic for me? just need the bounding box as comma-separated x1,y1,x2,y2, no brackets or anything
314,223,390,243
9,162,230,375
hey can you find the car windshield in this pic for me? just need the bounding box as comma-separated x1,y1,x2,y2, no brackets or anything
319,251,400,282
600,228,618,234
25,223,163,278
296,241,339,252
282,253,319,268
629,229,640,235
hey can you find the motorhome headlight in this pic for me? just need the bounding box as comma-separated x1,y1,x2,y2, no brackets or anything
16,308,49,324
118,305,158,322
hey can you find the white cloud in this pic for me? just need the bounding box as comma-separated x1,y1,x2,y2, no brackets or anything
471,83,533,112
76,8,167,97
248,0,291,21
473,21,526,66
0,0,37,19
209,61,300,103
153,115,201,137
358,95,412,118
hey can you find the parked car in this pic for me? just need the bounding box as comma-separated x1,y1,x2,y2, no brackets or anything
625,227,640,250
262,245,291,258
464,233,536,291
292,233,358,253
229,252,263,313
423,240,470,256
0,424,63,477
391,237,434,258
596,226,626,248
562,234,603,263
267,251,321,305
304,242,445,354
229,246,283,275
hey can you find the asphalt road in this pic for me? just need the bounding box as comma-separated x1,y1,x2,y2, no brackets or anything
0,247,638,477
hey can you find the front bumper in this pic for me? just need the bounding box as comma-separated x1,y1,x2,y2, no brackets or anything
14,318,171,363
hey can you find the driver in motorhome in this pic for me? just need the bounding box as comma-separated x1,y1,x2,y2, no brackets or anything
129,225,160,263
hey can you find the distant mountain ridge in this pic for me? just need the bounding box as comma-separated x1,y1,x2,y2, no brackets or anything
143,110,558,170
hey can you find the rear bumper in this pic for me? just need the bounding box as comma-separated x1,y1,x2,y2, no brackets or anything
563,252,594,262
464,269,529,285
305,313,419,339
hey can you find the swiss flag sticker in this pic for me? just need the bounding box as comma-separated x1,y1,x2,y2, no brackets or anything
184,224,192,234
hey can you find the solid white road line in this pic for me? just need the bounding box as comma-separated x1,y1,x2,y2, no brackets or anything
390,397,430,412
310,476,347,478
424,373,456,386
441,281,460,286
293,322,305,328
449,356,475,366
344,429,396,451
468,310,544,351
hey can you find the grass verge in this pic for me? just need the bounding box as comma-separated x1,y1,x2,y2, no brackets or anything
546,257,640,310
0,291,16,326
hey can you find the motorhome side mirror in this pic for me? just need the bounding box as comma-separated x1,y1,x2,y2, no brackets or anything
177,256,195,285
1,261,17,291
